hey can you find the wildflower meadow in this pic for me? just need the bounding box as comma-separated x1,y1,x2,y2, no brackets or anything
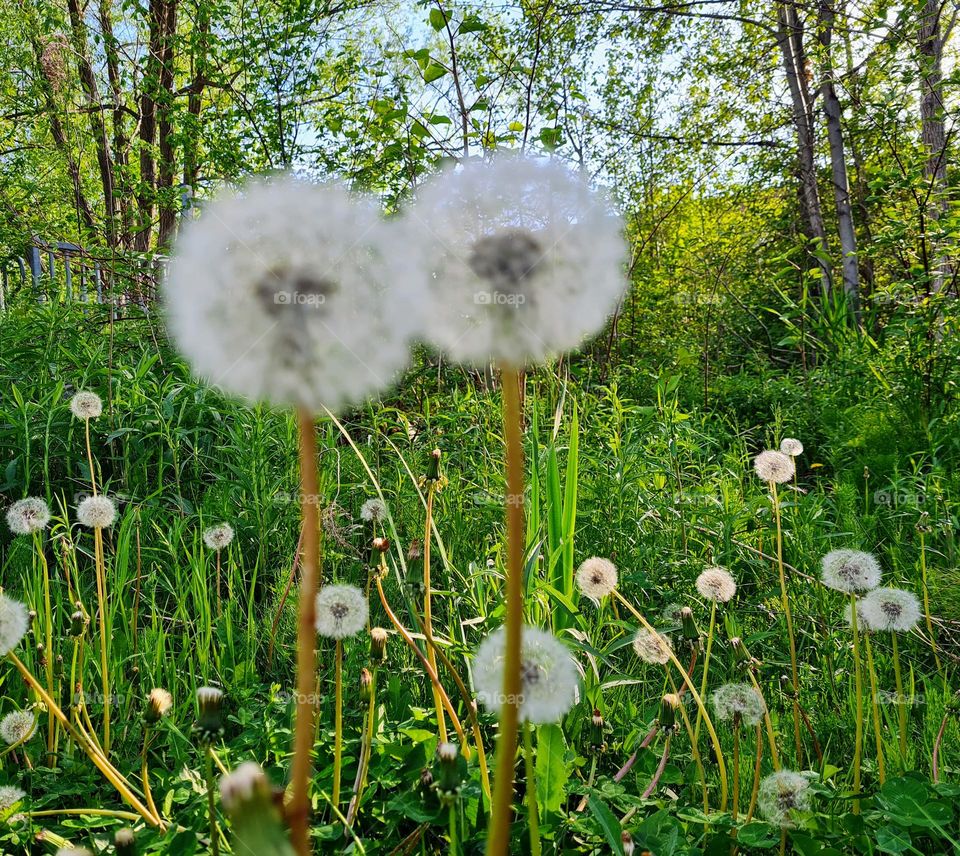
1,4,959,853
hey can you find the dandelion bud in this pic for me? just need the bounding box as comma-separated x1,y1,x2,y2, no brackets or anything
658,694,680,734
424,448,442,483
220,762,292,852
369,627,388,664
27,609,37,622
194,687,224,744
114,828,136,856
69,610,87,637
145,688,173,725
419,766,434,794
372,536,390,554
916,512,932,534
360,668,373,701
680,607,700,642
55,654,64,680
621,831,635,856
433,742,465,805
590,708,607,753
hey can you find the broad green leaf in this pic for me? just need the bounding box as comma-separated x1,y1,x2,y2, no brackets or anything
536,723,570,813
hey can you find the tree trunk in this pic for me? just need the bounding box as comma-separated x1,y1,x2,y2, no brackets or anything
182,0,211,195
66,0,118,247
156,0,180,249
919,0,954,295
135,0,163,252
818,0,860,317
776,0,833,295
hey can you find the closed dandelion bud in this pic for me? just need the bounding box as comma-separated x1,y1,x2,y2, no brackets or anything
36,642,46,667
194,687,224,744
589,708,607,753
114,828,136,856
407,539,423,561
916,513,932,534
220,762,295,856
730,637,750,666
370,627,388,664
424,447,442,482
659,694,680,734
145,688,173,725
419,766,434,794
680,607,700,642
433,742,466,806
621,831,635,856
55,654,64,680
28,609,37,623
370,537,390,565
360,668,373,701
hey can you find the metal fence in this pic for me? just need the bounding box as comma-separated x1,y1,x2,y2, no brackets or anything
1,238,168,311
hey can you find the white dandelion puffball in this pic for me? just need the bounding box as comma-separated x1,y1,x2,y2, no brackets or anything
696,566,737,603
758,769,813,828
0,594,29,655
711,683,766,726
860,587,921,633
632,628,673,665
821,549,882,594
165,176,419,413
0,710,36,746
6,497,50,535
69,391,102,420
315,584,369,639
576,557,618,600
76,495,116,529
56,850,92,856
753,450,795,484
473,625,579,724
203,523,235,551
0,784,26,816
409,155,628,367
360,498,388,524
780,437,804,457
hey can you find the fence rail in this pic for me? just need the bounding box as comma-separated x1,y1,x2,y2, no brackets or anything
1,238,168,311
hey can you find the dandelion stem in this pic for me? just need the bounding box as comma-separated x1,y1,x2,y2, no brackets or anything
93,525,111,756
422,480,448,743
347,667,377,826
613,589,728,811
693,600,717,746
333,639,343,812
862,629,886,784
291,406,322,856
34,530,57,764
523,721,541,856
487,365,527,856
918,530,941,678
745,723,763,824
205,748,220,856
643,733,672,800
933,710,950,784
850,595,864,815
891,632,908,763
142,725,161,824
732,716,741,823
771,482,802,767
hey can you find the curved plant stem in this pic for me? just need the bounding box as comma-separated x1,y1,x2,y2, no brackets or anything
486,365,526,856
523,722,541,856
7,652,159,826
891,632,908,763
333,639,343,812
290,406,321,856
850,595,864,815
745,723,763,823
933,711,950,784
34,530,57,763
918,530,942,676
693,600,718,746
862,629,886,784
613,589,729,811
669,674,709,813
347,667,378,826
771,482,802,767
142,725,161,823
422,481,448,743
374,575,469,748
642,734,672,799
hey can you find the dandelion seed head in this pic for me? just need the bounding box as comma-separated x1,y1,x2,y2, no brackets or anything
360,498,388,523
632,628,673,665
576,557,618,600
754,450,795,484
758,769,813,828
0,710,36,746
473,625,579,724
780,437,804,457
821,549,882,594
146,688,173,723
711,683,766,726
76,495,116,529
661,603,684,624
165,176,419,413
315,584,368,639
69,391,102,420
0,595,29,656
695,566,737,603
411,155,628,367
859,587,921,633
56,850,92,856
6,497,50,536
203,523,234,551
0,784,26,820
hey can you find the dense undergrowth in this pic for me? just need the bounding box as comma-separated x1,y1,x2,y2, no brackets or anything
1,304,959,854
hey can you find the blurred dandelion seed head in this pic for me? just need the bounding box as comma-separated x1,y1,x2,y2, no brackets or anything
711,682,766,726
758,769,813,828
0,710,36,746
0,595,29,656
632,628,673,665
780,437,804,456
